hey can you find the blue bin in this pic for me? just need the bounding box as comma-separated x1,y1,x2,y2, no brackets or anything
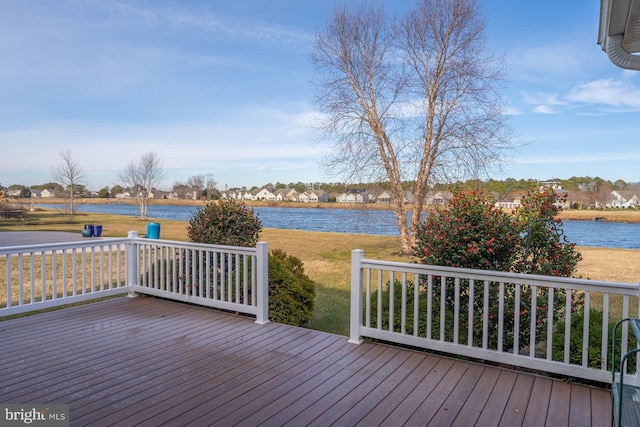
93,225,103,237
84,224,94,235
147,222,160,239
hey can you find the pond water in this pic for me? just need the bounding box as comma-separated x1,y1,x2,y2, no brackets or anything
38,203,640,249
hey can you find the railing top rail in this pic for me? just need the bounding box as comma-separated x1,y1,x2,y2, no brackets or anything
0,238,129,255
359,255,639,293
132,237,262,255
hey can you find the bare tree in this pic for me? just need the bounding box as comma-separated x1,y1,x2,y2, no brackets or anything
118,152,165,220
310,0,514,253
51,149,85,222
205,174,217,198
186,174,205,199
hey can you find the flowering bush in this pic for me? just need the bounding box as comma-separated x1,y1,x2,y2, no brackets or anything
413,188,521,271
514,187,582,276
410,187,582,351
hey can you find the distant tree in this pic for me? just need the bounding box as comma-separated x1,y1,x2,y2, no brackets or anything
31,182,64,192
51,149,85,222
187,174,206,199
613,179,628,189
20,187,32,198
205,174,217,198
110,185,124,197
118,152,165,220
310,0,514,253
97,187,110,198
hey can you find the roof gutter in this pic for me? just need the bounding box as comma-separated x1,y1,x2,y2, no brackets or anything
605,34,640,70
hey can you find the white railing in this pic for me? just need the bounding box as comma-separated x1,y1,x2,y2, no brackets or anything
1,232,269,324
128,232,268,324
350,249,640,383
1,238,130,316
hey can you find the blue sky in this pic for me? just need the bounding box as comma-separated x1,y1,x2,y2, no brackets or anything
1,0,638,191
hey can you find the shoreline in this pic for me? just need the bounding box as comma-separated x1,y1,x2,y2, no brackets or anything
17,197,640,224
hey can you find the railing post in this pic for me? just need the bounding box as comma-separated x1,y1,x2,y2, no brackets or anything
126,231,139,297
349,249,364,344
255,241,269,325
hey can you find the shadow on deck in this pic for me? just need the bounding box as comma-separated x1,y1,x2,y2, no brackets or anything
0,297,611,426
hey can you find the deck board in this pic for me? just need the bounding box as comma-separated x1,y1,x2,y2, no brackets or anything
0,296,612,426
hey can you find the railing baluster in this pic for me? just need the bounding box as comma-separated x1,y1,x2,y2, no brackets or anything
498,282,504,352
468,279,474,346
582,291,591,367
440,276,446,341
6,255,12,308
81,248,87,294
546,287,554,360
62,249,68,296
52,249,58,299
91,247,96,293
564,290,573,364
482,280,489,349
602,292,610,370
18,254,24,305
389,271,395,333
377,270,383,330
199,250,204,298
453,277,460,344
413,273,419,337
206,249,211,299
400,272,407,335
212,251,218,300
514,284,521,354
30,253,36,303
235,254,240,304
41,252,46,300
426,274,432,339
530,285,537,358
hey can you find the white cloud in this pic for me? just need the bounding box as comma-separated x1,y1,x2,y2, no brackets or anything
532,105,557,114
566,79,640,110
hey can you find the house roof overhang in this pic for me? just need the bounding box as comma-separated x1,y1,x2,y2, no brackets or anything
599,0,640,70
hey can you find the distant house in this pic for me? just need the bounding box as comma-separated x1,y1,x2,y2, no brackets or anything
367,190,393,204
115,191,131,199
297,192,310,203
221,189,244,200
274,188,297,201
337,189,368,203
425,191,452,205
253,188,275,201
307,189,328,203
608,190,639,208
495,197,522,209
40,189,58,198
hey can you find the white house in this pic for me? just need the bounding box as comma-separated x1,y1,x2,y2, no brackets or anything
40,189,58,198
297,192,310,203
307,189,328,203
337,189,368,203
608,190,639,208
274,188,298,201
253,188,275,201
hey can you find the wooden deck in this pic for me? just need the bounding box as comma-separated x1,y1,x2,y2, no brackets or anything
0,297,611,426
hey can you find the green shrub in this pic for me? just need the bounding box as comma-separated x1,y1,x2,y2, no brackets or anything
268,249,315,326
187,204,315,326
187,199,262,247
551,306,636,371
